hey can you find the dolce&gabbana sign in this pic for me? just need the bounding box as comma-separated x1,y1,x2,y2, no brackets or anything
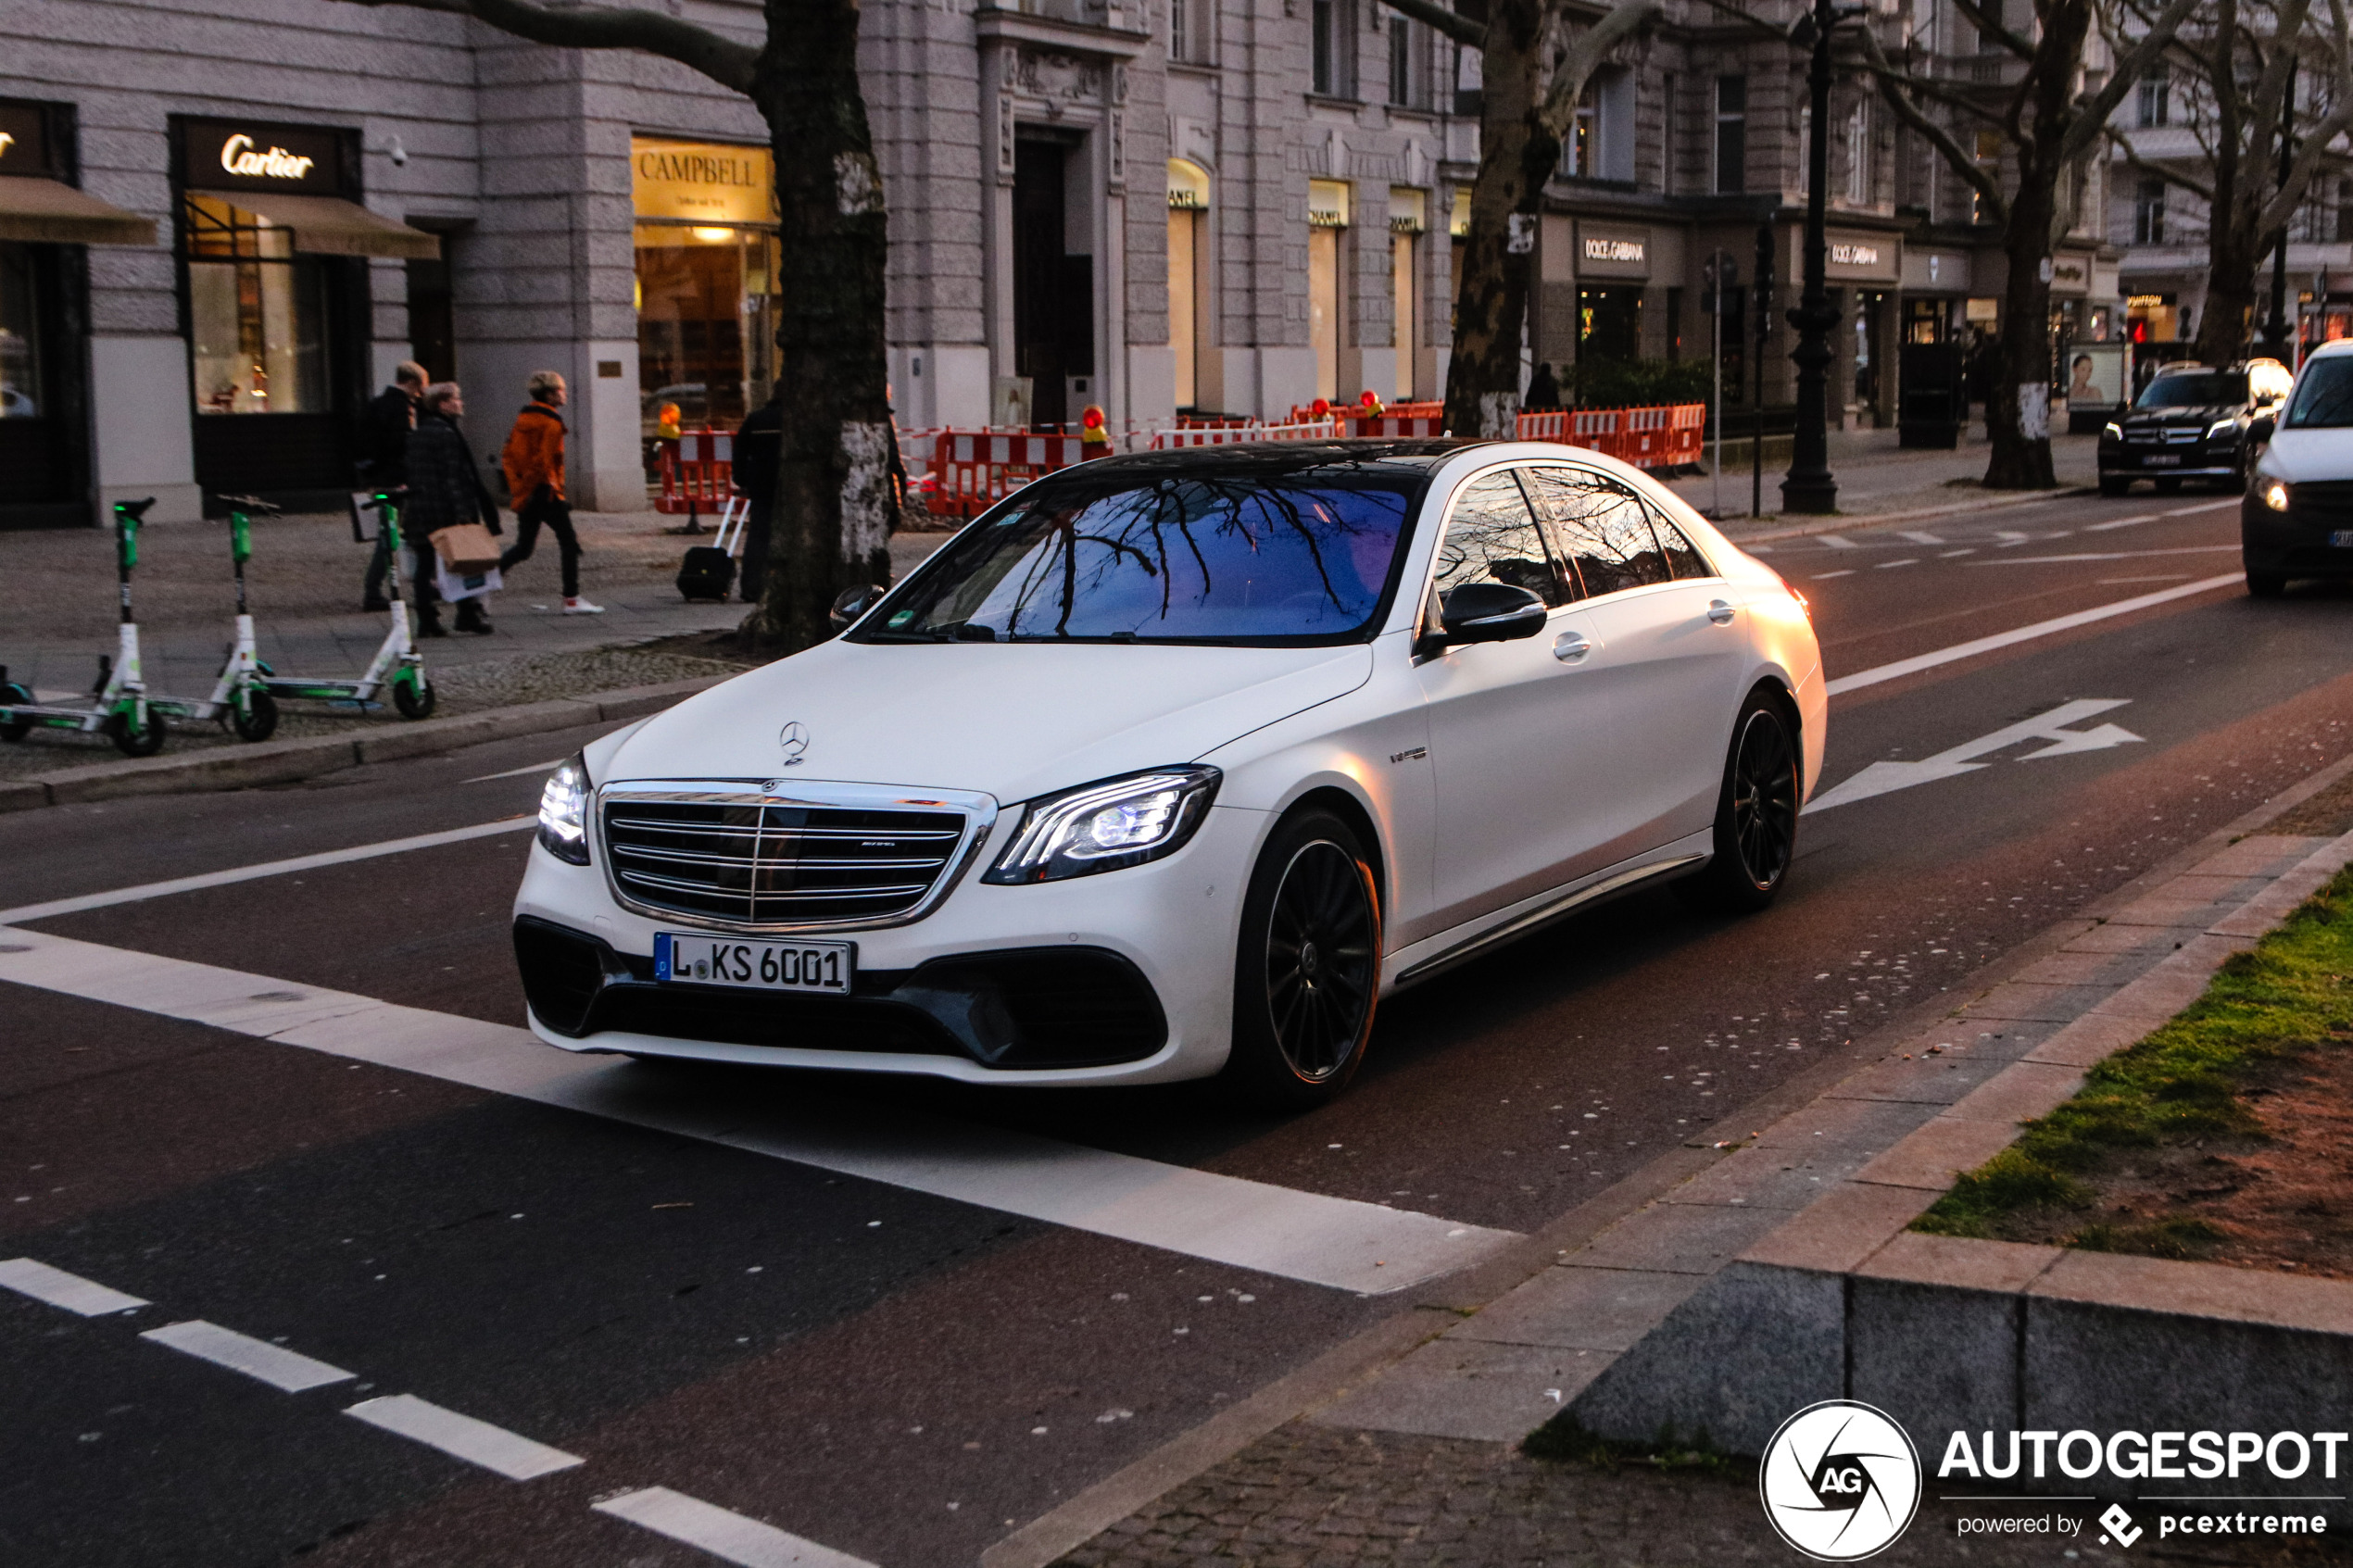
1576,223,1651,277
1823,229,1899,281
180,118,346,195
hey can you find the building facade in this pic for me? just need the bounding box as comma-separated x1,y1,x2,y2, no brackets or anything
4,0,2128,532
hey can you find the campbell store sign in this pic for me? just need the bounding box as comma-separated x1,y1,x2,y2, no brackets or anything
632,137,776,225
178,119,346,196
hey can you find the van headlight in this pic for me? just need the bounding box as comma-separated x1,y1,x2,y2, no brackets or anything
983,766,1220,884
537,755,592,864
2262,479,2293,513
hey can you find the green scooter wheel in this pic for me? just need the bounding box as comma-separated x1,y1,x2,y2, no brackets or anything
109,706,166,758
233,689,279,743
0,683,31,742
393,674,435,720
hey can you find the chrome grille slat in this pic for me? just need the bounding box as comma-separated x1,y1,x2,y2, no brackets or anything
600,791,972,927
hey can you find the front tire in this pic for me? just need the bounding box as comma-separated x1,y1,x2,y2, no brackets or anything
2099,475,2130,497
392,671,435,720
232,689,278,743
1676,691,1801,914
0,682,31,742
2246,569,2287,598
1223,809,1382,1110
109,706,166,758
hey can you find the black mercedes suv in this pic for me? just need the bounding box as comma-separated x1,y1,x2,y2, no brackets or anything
2099,360,2294,496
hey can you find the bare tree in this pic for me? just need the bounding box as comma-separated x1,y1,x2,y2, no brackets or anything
1863,0,2201,488
335,0,891,652
2106,0,2353,368
1379,0,1661,436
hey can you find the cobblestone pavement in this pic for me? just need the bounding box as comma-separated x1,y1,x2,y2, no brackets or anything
1051,1421,2346,1567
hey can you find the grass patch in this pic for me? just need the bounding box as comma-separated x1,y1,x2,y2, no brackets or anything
1913,864,2353,1248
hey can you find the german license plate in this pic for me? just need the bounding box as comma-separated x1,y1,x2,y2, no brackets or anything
655,933,853,994
2332,531,2353,549
2143,454,2180,467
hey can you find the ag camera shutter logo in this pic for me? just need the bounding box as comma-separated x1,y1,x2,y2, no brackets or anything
1759,1400,1922,1561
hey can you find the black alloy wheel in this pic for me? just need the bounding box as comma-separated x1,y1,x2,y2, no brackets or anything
1677,691,1801,914
1226,809,1381,1110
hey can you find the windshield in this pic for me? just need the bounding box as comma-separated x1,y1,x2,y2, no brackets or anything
859,466,1423,646
2136,372,2247,408
2285,358,2353,428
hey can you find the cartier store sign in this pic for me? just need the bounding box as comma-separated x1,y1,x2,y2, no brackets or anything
178,118,346,196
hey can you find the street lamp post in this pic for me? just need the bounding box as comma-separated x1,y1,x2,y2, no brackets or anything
1780,0,1860,516
2261,54,2299,363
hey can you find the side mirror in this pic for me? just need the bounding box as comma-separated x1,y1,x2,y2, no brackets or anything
1437,582,1548,646
830,583,886,631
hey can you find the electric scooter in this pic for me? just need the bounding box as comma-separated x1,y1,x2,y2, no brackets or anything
148,493,280,742
0,496,168,758
247,489,435,720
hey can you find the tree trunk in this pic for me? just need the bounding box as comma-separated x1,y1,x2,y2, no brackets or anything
749,0,894,650
1442,0,1556,439
1985,164,2060,490
2195,227,2265,368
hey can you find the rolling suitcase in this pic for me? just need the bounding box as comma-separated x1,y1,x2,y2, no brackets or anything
676,495,746,601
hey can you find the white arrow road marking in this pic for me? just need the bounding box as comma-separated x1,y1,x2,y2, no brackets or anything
595,1487,879,1568
1803,699,2141,814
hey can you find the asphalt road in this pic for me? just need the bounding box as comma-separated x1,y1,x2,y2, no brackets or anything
5,481,2349,1568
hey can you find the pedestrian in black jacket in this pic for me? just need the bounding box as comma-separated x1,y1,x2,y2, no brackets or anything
405,383,502,636
356,360,426,610
732,383,783,603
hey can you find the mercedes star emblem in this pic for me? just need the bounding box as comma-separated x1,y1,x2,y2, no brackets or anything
778,721,810,765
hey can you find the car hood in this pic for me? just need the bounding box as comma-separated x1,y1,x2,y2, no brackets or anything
2259,426,2353,483
601,640,1377,803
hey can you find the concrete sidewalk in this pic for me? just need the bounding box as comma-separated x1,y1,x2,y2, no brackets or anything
1666,427,2102,527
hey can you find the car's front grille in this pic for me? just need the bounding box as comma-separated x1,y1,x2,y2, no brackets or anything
602,796,970,926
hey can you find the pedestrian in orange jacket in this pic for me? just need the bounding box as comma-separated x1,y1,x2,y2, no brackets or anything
499,370,601,614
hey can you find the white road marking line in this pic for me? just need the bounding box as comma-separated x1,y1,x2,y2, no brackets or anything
346,1394,585,1480
2083,512,2157,532
595,1487,877,1568
1994,531,2031,546
1895,530,1944,544
1938,547,1977,558
1812,569,1856,580
1805,698,2140,813
464,759,567,784
0,818,533,925
1826,572,2244,696
0,930,1516,1294
2098,574,2194,584
1746,544,1775,553
2165,498,2240,515
1969,544,2236,566
0,1258,148,1316
1817,533,1858,549
140,1320,355,1392
1874,558,1919,569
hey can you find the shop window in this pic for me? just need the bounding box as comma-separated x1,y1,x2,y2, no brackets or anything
632,139,781,441
1168,159,1211,408
1390,187,1425,401
1714,77,1746,194
1578,285,1641,364
0,244,44,420
1308,180,1351,400
2133,177,2166,245
183,194,331,417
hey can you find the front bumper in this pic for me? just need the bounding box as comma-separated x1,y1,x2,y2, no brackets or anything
510,799,1265,1085
2100,444,2240,480
2242,495,2353,579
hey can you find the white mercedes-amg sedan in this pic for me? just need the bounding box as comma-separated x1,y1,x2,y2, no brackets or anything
513,440,1825,1107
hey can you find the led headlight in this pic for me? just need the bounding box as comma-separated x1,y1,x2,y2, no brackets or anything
983,766,1220,884
2207,418,2239,441
2101,421,2122,442
2261,479,2293,512
537,754,592,865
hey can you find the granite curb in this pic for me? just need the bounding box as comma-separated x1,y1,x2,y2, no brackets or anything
1558,827,2353,1466
0,674,728,814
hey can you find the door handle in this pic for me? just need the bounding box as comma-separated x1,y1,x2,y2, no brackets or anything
1553,631,1592,662
1706,599,1737,625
